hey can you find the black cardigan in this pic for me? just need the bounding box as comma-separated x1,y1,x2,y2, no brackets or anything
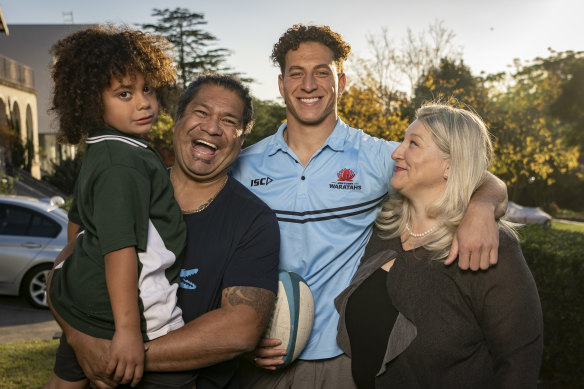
335,228,543,389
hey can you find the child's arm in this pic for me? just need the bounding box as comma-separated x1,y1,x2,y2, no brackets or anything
66,221,81,241
104,246,144,387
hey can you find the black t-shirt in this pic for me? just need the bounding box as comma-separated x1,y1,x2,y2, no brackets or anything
345,268,398,389
177,176,280,388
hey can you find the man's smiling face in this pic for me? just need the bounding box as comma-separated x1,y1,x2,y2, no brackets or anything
278,41,345,128
173,84,245,182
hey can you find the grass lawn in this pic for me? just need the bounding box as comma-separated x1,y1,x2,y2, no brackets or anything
0,339,58,388
551,219,584,233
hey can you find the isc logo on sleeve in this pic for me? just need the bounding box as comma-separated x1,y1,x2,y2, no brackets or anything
250,177,273,187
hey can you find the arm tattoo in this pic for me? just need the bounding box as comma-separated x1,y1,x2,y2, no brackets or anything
222,287,275,329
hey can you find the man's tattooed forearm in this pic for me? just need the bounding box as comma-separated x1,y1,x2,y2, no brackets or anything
223,287,275,329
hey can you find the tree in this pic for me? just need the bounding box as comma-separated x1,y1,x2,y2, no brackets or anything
146,112,175,166
412,58,490,119
0,124,22,167
410,54,581,208
546,50,584,151
345,20,462,137
245,98,286,147
0,172,14,194
42,156,83,196
488,56,580,205
399,20,463,95
350,20,463,98
349,27,402,108
338,85,409,141
0,106,32,172
142,8,232,88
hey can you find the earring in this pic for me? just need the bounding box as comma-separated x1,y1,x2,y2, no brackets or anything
444,173,448,179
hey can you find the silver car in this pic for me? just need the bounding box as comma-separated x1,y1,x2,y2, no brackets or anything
0,195,68,308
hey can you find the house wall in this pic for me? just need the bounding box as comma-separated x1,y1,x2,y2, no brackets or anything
0,65,40,178
0,24,92,175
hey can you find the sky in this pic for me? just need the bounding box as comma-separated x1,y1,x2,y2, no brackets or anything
1,0,583,101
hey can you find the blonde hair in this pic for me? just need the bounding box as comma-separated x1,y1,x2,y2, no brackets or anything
376,103,514,260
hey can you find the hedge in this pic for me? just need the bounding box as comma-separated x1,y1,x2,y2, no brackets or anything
519,225,584,387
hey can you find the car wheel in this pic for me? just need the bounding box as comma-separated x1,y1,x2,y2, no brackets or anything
22,264,52,309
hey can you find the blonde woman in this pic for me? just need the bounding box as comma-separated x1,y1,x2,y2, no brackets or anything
335,104,543,389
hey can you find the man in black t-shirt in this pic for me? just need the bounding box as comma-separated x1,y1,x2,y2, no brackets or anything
54,74,280,389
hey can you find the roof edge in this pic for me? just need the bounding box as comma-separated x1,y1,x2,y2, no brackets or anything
0,7,9,36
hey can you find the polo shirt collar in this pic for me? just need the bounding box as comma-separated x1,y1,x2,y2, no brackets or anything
267,117,349,156
87,126,149,147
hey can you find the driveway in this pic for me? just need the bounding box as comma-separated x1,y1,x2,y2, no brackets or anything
0,295,61,344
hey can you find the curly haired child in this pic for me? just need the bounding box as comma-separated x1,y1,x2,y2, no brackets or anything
45,25,196,388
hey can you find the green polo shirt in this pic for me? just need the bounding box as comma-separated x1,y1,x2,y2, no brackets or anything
50,127,186,340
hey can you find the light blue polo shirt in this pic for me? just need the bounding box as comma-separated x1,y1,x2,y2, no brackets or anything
231,118,398,360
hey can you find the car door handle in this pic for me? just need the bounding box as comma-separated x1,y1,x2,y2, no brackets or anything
22,242,42,248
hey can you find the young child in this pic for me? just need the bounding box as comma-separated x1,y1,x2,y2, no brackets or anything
46,26,195,388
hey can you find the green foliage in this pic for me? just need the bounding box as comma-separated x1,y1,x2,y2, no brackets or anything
488,56,580,205
0,340,58,388
350,26,583,211
412,58,490,119
10,139,26,169
155,85,182,121
142,8,232,89
550,206,584,223
245,98,286,147
545,50,584,151
59,196,73,212
0,117,33,173
10,138,34,173
0,172,15,194
146,112,175,166
351,21,463,96
345,22,462,139
534,169,584,211
41,155,83,196
338,86,409,141
519,225,584,387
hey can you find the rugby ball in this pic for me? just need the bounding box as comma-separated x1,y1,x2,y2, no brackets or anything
264,270,314,368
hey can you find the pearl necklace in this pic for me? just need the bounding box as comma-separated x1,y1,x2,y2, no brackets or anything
405,222,438,238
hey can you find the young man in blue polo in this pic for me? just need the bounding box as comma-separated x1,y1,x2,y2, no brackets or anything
233,24,508,388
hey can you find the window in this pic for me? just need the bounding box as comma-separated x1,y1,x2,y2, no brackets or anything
0,204,61,238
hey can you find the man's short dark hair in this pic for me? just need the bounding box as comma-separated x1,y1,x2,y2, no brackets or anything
271,24,351,74
175,73,254,135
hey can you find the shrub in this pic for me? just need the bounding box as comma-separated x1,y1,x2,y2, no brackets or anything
42,156,83,196
519,225,584,387
552,207,584,222
146,112,174,167
0,172,15,194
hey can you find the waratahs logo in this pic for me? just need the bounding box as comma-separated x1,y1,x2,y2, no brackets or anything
330,168,361,190
337,168,355,182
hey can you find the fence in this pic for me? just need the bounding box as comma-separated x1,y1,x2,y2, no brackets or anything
0,54,34,89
